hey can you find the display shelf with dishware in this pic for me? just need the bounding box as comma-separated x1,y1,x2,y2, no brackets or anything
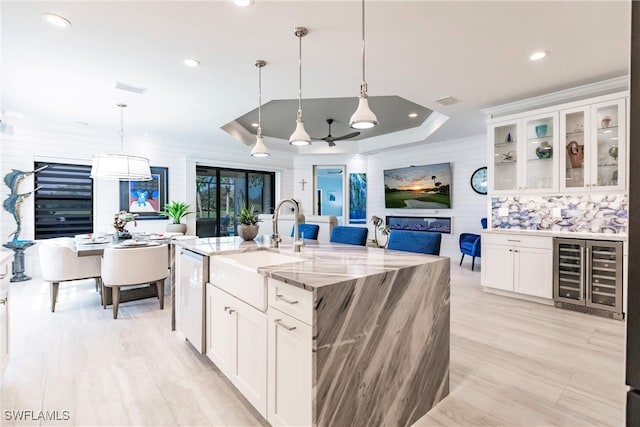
487,112,558,194
559,96,626,193
487,90,628,199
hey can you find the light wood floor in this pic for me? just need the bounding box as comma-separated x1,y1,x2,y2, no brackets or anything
0,262,626,426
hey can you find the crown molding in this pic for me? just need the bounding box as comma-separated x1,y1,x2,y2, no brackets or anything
482,76,629,118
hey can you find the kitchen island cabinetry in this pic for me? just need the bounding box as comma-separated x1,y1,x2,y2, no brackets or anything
267,280,312,426
206,283,267,417
176,235,450,427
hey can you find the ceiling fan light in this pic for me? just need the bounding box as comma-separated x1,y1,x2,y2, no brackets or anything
251,134,270,157
289,119,311,146
350,95,378,129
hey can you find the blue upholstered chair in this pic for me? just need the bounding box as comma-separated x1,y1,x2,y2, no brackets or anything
291,223,320,240
386,230,442,255
459,218,487,271
329,226,368,246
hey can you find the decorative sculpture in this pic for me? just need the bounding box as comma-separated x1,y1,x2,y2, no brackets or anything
2,165,47,281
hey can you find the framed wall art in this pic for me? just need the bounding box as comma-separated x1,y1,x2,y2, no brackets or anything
119,166,168,220
349,172,366,224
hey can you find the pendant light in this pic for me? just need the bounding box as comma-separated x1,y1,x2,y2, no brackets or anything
251,59,270,157
349,0,378,130
289,26,311,146
90,104,152,181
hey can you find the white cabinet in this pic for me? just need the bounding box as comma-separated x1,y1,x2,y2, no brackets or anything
482,233,553,300
0,254,11,379
206,283,267,417
489,112,559,194
560,97,627,192
488,91,628,196
267,279,312,427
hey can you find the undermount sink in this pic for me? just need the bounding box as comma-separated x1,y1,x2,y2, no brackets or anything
217,250,304,271
210,250,304,311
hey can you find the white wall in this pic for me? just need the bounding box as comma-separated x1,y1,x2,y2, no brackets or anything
367,135,487,259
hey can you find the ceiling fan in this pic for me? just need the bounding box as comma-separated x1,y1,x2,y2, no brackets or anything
312,118,360,147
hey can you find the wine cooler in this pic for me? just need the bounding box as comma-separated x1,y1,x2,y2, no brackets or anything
553,238,623,320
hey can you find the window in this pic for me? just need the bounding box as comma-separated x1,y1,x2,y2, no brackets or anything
34,162,93,239
196,166,275,237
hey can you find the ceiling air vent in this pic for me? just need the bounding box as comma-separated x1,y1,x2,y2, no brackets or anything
435,96,460,106
115,81,147,95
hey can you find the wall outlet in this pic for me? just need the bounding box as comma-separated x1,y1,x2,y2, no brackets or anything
552,207,562,218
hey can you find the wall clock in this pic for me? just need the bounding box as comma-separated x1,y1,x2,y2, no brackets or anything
470,167,487,195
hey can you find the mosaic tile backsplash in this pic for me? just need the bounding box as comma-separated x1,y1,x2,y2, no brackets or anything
491,194,628,234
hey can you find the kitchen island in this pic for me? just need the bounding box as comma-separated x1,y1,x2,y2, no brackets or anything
174,236,450,427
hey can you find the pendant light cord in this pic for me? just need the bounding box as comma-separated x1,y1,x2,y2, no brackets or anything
361,0,366,87
258,64,262,135
297,32,303,119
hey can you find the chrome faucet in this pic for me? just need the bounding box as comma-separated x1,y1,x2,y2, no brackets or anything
272,198,302,252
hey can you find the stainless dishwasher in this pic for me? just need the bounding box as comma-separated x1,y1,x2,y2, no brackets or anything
553,238,623,320
178,248,209,353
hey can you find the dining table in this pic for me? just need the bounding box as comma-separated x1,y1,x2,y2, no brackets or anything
74,234,179,311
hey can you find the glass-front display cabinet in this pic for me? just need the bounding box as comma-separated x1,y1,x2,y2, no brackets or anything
489,113,557,194
522,112,558,192
489,120,519,192
560,98,626,192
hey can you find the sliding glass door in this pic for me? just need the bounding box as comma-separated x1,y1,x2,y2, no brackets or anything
196,166,275,237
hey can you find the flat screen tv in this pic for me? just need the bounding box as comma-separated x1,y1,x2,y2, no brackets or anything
383,163,451,209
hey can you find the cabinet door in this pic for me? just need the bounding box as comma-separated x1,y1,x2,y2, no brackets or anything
233,299,267,417
267,309,312,427
560,106,590,192
489,120,520,193
206,284,234,377
591,98,626,191
522,112,558,192
514,247,552,299
482,244,514,291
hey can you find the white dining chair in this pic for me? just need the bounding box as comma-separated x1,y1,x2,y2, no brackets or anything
101,244,168,319
39,237,102,312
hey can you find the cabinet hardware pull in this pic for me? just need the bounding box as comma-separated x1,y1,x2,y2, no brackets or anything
0,298,5,305
509,249,513,252
228,309,236,315
514,249,519,253
275,293,299,305
224,305,230,311
0,275,5,280
274,319,296,331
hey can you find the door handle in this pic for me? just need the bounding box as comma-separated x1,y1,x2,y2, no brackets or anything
274,319,296,331
228,308,236,315
0,298,6,305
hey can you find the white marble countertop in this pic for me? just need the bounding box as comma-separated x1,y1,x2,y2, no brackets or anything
483,228,627,242
174,235,447,290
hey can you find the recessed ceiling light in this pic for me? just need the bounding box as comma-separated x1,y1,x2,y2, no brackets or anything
529,51,548,61
251,123,259,128
183,58,201,67
42,13,72,28
408,113,418,118
233,0,254,6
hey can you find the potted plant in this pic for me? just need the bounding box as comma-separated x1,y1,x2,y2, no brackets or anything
160,201,192,234
237,204,260,241
369,215,390,248
113,210,138,239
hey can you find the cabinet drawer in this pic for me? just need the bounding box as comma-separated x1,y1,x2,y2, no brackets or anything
268,279,312,325
482,232,552,249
